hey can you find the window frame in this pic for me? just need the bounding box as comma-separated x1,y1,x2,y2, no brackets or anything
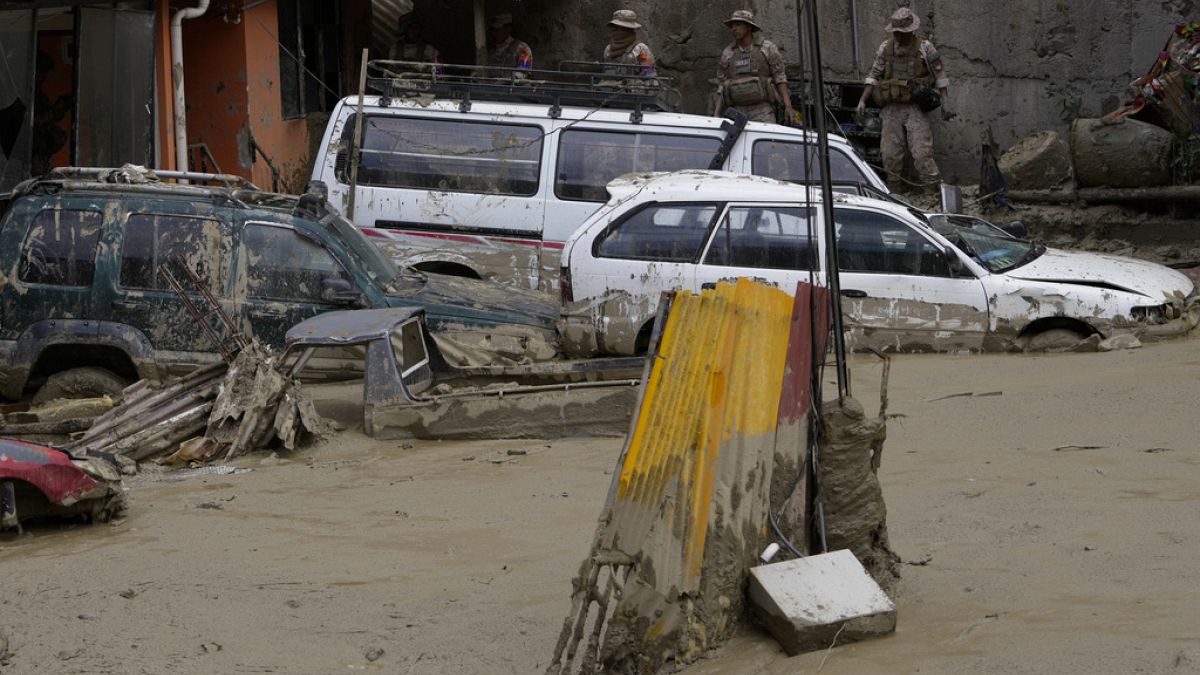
346,114,546,197
590,199,720,263
117,212,230,295
240,221,352,303
750,139,868,185
698,202,819,272
554,128,724,203
17,208,105,288
832,206,956,277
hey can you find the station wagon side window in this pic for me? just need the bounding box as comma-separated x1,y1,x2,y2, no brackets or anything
119,214,230,294
344,115,543,196
242,224,350,303
751,140,867,184
703,206,817,270
834,208,951,277
18,209,103,287
594,203,719,262
555,130,721,202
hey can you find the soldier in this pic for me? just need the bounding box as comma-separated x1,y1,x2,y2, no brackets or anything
714,9,794,125
388,15,441,66
487,13,533,76
856,7,951,192
603,9,656,77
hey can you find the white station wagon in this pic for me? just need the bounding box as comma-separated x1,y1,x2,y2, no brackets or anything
559,171,1199,355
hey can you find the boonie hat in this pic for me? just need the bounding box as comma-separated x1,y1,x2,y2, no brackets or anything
885,7,920,33
723,9,761,32
608,9,642,30
489,13,513,29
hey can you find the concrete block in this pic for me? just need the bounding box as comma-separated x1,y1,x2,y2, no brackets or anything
748,549,896,656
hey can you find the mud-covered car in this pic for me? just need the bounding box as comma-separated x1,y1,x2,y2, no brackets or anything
559,171,1199,355
0,169,560,401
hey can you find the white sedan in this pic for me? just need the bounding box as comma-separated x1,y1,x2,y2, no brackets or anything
558,172,1199,355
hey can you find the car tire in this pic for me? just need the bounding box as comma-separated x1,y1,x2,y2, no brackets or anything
32,367,131,404
1021,327,1092,353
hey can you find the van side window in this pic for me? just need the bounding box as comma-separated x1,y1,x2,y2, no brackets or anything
120,214,229,294
556,130,721,202
834,208,950,276
18,209,103,287
704,206,816,270
243,224,350,303
347,115,542,196
594,203,718,262
751,140,866,184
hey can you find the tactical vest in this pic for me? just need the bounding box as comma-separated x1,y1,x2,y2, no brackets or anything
723,41,774,107
872,38,931,106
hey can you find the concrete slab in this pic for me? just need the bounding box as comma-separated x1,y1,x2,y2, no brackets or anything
748,549,896,656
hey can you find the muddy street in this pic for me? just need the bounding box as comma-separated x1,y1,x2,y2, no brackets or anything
2,338,1199,674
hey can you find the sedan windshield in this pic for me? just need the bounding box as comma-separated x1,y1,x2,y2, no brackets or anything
934,223,1044,273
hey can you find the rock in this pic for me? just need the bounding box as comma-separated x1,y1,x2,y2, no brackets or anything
998,131,1073,189
364,646,385,662
1097,334,1142,352
1071,117,1172,188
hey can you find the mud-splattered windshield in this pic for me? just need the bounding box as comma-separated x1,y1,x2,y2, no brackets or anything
322,217,399,287
937,225,1043,273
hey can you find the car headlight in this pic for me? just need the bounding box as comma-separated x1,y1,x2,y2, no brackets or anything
1131,304,1172,323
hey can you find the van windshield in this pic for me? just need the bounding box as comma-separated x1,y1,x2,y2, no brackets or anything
322,217,399,286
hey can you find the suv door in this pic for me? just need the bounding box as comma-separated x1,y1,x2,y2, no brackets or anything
235,222,356,348
832,206,990,351
108,210,234,373
693,203,820,294
1,203,104,339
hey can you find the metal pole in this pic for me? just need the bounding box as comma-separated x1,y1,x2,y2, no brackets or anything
799,0,851,401
850,0,861,76
473,0,487,67
347,48,368,220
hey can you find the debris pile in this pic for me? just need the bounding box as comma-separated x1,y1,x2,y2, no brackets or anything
67,342,331,465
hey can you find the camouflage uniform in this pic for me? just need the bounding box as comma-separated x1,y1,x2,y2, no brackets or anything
603,42,657,77
488,36,534,72
716,37,788,123
865,37,949,188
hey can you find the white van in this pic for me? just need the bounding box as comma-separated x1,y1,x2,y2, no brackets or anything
559,171,1198,355
310,93,887,293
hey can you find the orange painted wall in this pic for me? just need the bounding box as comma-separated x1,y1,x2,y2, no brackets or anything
244,2,310,193
181,11,249,180
154,0,175,171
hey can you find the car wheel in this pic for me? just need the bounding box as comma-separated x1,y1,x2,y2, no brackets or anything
1020,327,1093,353
32,367,131,404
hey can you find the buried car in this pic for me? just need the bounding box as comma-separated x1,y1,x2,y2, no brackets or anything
559,171,1199,355
0,437,126,531
0,168,560,402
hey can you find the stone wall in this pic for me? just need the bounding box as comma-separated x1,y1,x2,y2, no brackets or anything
506,0,1192,182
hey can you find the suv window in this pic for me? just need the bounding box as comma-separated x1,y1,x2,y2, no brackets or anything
351,115,543,196
243,224,350,302
120,214,229,294
703,206,816,270
556,130,721,202
834,208,950,276
595,203,718,262
751,140,867,184
18,209,103,287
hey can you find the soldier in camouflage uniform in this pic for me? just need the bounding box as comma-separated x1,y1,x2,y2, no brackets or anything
856,7,951,191
602,10,656,77
714,10,794,125
487,13,533,77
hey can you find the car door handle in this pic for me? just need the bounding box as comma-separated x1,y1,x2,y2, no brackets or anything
841,289,868,298
112,299,149,311
248,309,286,319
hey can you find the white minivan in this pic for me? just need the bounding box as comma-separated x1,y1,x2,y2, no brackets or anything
559,171,1198,355
310,95,887,293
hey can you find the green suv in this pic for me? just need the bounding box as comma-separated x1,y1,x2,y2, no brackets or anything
0,169,560,401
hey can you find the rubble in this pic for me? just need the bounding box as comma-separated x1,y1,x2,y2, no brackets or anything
67,342,331,465
997,130,1073,190
1070,117,1173,188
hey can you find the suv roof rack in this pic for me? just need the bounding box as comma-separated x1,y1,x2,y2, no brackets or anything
365,60,677,123
47,166,258,189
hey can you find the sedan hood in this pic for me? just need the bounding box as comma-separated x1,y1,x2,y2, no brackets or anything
386,272,561,329
1008,248,1194,299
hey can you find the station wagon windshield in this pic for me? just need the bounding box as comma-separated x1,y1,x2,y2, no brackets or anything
940,225,1043,273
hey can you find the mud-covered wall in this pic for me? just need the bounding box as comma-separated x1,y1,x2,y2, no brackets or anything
506,0,1190,182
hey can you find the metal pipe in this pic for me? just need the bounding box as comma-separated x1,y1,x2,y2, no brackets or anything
473,0,487,66
850,0,861,75
171,0,211,180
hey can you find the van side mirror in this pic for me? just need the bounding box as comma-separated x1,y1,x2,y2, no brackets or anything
321,277,364,306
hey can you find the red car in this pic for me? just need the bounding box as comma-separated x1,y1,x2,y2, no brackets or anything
0,438,125,531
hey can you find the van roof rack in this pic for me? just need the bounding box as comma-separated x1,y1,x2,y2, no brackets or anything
365,60,677,123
